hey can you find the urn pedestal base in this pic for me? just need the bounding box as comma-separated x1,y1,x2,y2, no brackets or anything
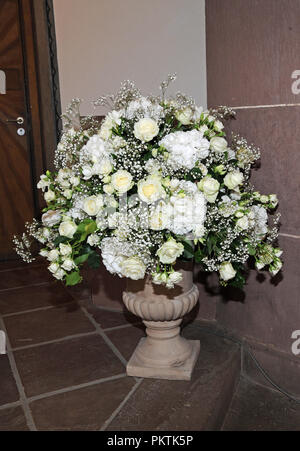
127,338,200,381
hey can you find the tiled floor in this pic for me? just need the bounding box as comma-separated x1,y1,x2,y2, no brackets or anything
0,261,143,431
1,261,300,431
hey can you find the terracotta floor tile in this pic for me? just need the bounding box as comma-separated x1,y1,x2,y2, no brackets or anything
0,283,74,315
4,304,95,348
0,265,52,290
106,325,146,361
14,335,125,397
0,406,29,431
31,377,135,431
0,355,19,405
86,304,140,329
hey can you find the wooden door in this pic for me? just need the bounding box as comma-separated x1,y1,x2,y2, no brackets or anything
0,0,39,259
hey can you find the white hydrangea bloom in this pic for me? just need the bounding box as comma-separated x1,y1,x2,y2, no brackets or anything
168,190,207,235
249,205,268,236
160,130,210,170
101,237,134,277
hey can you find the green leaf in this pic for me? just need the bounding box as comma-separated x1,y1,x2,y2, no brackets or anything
247,244,256,256
65,271,82,286
53,236,69,246
87,251,101,269
74,254,89,265
182,240,194,260
194,249,203,263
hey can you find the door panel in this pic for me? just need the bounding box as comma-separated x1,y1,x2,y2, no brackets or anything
0,0,35,258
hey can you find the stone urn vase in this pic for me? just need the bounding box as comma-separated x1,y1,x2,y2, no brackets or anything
122,264,200,380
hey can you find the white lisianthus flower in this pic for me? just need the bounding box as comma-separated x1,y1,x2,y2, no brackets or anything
59,220,77,238
152,272,164,285
157,238,184,264
53,268,66,280
236,216,249,230
219,262,236,281
269,194,278,208
48,262,59,274
70,176,80,186
210,137,228,153
214,120,224,132
42,210,61,227
111,170,133,194
82,165,94,180
39,249,49,258
37,174,50,191
59,243,72,256
198,176,220,203
61,258,76,271
138,175,165,204
134,118,159,142
47,249,59,262
82,195,104,216
63,189,73,200
224,171,244,190
269,260,283,276
175,107,193,125
120,257,146,280
44,190,56,203
167,271,183,288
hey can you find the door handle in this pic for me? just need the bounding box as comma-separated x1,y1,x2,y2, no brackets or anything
6,116,24,125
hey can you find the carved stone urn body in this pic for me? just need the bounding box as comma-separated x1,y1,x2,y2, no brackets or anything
122,264,200,380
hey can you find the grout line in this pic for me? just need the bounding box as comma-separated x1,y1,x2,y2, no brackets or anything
2,302,75,318
279,232,300,239
11,331,98,352
81,306,128,368
232,103,300,110
100,378,143,431
0,400,22,411
103,322,142,332
28,373,128,403
0,282,50,293
0,317,37,431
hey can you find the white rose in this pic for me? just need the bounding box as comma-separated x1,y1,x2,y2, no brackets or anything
157,238,184,264
103,184,115,195
210,137,228,153
198,176,220,203
224,171,244,190
175,107,193,125
42,210,61,227
61,258,76,271
120,257,146,280
111,170,133,194
269,194,278,207
219,262,236,281
134,118,159,142
44,190,56,203
270,260,283,276
236,216,249,230
39,249,49,258
152,272,163,285
138,175,165,204
82,195,103,216
59,220,77,238
59,243,72,256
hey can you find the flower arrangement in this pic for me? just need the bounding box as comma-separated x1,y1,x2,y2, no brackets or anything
14,75,282,289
